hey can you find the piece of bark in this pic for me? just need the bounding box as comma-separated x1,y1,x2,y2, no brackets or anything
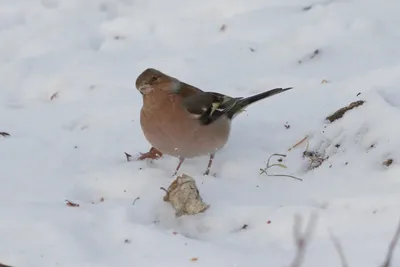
162,174,209,217
326,100,365,122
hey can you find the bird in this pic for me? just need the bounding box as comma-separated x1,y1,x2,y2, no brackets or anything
135,68,292,176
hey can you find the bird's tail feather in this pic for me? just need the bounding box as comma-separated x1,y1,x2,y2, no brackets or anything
227,87,293,119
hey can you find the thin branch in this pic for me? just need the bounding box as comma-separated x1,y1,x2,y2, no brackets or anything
289,213,318,267
288,136,309,151
160,187,168,194
328,230,350,267
380,218,400,267
132,197,140,206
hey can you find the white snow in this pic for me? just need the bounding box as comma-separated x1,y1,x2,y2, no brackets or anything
1,0,400,266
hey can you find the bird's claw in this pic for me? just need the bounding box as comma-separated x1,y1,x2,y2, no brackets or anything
137,147,163,160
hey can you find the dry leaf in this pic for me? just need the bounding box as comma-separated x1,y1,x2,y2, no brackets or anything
66,200,79,207
162,174,209,217
190,257,198,262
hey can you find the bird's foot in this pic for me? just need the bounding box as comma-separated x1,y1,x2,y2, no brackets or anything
172,157,185,177
137,147,163,160
203,153,216,176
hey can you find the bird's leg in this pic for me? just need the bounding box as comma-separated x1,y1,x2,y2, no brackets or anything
203,153,215,176
172,157,185,176
137,147,163,160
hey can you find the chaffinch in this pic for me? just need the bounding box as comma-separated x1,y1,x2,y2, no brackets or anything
135,68,292,176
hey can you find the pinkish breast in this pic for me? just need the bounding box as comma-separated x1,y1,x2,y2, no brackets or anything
140,92,231,158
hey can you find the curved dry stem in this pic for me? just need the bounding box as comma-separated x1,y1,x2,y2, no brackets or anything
260,153,303,181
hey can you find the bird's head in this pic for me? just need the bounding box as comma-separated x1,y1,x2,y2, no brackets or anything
135,68,181,95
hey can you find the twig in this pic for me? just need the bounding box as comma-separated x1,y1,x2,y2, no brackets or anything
160,187,168,194
298,49,321,64
380,218,400,267
329,230,350,267
310,49,320,59
124,152,132,162
302,0,340,12
289,213,318,267
260,154,303,181
326,100,365,123
132,197,140,206
288,136,309,151
50,92,59,100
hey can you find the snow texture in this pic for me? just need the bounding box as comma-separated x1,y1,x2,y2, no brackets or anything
1,0,400,266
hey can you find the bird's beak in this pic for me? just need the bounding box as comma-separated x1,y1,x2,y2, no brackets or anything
138,84,154,95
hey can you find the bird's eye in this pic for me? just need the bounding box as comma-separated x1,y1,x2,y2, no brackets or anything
150,76,158,83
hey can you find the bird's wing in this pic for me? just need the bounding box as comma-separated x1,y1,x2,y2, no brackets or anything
182,91,241,125
182,87,293,125
178,82,204,97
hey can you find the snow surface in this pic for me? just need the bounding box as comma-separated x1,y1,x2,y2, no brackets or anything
1,0,400,266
